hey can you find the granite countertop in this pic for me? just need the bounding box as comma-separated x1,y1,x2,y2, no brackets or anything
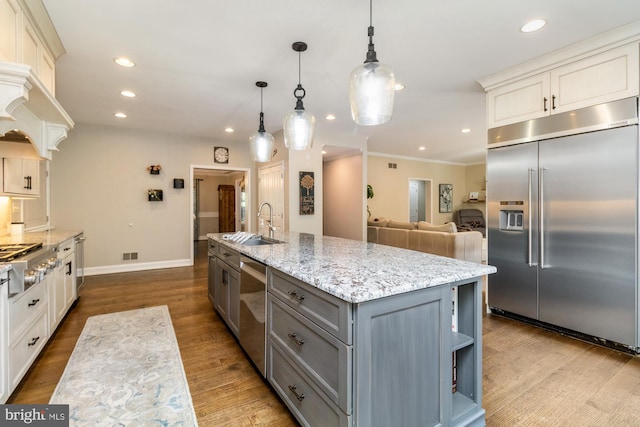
0,229,83,247
209,232,496,303
0,229,82,274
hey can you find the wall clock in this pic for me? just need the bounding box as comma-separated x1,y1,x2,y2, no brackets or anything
214,146,229,164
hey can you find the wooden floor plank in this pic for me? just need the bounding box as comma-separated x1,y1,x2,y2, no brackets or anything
7,241,640,426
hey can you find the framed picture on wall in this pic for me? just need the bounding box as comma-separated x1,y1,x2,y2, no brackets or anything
439,184,453,213
299,171,315,215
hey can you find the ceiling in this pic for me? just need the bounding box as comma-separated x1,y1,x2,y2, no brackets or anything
41,1,640,165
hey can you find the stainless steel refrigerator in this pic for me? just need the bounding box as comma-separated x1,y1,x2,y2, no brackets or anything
487,97,639,352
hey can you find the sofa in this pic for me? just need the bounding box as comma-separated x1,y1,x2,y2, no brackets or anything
367,218,483,263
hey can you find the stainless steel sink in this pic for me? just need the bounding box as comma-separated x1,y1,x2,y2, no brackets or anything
241,236,285,246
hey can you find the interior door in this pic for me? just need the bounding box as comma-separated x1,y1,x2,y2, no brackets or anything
218,184,236,233
538,126,637,346
409,180,419,222
487,142,539,318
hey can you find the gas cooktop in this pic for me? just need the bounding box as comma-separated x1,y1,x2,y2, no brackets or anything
0,242,43,262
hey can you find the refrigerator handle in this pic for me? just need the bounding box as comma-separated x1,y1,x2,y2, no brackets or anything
539,167,546,269
528,168,534,266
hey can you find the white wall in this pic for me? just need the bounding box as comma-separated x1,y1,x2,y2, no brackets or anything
367,154,469,225
323,153,364,240
271,127,367,237
49,121,477,274
50,123,253,274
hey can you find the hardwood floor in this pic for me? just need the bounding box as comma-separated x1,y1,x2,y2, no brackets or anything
8,241,640,426
8,241,297,426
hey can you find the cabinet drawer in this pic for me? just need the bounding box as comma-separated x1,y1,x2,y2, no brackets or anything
269,269,352,344
57,238,74,260
9,310,47,389
8,281,47,344
216,244,240,270
268,342,350,427
208,238,218,255
269,294,351,413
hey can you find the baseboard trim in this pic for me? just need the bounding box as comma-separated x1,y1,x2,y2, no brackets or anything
84,259,192,276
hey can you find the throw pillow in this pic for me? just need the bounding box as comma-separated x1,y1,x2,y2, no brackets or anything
417,221,457,233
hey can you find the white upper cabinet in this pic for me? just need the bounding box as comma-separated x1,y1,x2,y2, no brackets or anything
487,74,550,127
549,46,638,114
485,43,640,129
0,0,59,95
0,0,20,63
3,158,40,196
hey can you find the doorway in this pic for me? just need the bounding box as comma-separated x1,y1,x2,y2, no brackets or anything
409,179,432,223
190,165,251,264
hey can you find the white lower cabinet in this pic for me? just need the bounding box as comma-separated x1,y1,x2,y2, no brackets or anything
0,275,8,404
49,264,65,331
1,237,79,403
50,238,76,331
9,310,47,390
7,280,48,393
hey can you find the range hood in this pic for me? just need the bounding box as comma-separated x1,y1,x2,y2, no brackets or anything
0,61,74,160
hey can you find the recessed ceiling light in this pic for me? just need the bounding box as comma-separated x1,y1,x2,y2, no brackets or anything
120,90,136,98
394,83,405,91
461,128,471,133
114,57,135,67
520,19,546,33
419,146,426,151
325,114,336,121
114,112,127,118
224,127,234,133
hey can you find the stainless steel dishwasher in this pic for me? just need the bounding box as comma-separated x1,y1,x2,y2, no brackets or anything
239,256,267,377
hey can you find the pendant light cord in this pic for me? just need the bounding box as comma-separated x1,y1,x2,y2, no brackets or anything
365,0,378,63
258,86,265,132
298,50,301,85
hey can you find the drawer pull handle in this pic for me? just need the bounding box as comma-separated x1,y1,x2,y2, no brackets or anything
288,333,305,347
287,290,305,303
288,384,305,402
28,298,40,307
28,336,40,347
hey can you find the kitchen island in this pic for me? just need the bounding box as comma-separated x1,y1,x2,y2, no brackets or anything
209,232,496,427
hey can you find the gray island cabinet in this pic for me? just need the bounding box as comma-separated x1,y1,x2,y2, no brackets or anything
208,232,495,427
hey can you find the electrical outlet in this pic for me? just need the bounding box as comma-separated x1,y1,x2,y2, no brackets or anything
131,252,138,260
123,253,130,260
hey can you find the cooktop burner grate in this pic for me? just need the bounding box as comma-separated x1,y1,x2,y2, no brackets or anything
0,242,44,262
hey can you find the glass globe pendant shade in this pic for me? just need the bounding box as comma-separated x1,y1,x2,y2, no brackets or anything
349,60,395,126
283,107,316,150
249,130,275,162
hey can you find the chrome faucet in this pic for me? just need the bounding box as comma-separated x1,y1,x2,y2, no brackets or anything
258,202,276,238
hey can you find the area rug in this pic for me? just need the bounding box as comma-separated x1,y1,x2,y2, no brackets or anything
50,305,198,426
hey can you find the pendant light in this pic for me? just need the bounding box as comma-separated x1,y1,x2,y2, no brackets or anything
348,0,395,126
249,81,275,162
283,41,316,150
